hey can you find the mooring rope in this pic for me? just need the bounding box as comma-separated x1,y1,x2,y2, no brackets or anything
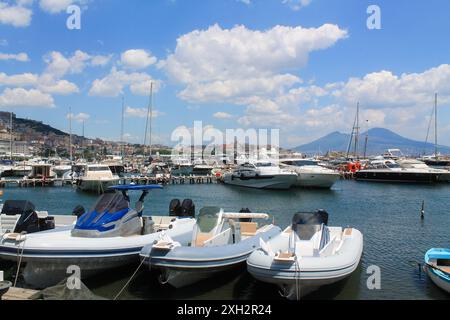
113,257,147,300
14,236,26,287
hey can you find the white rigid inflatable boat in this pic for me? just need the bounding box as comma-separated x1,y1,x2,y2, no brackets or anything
247,210,363,300
0,185,196,288
140,207,281,288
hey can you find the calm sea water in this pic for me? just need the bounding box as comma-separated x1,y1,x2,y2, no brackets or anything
1,180,449,300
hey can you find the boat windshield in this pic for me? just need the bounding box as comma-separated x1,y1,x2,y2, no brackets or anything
283,160,318,166
90,192,129,213
386,163,401,169
196,207,221,233
255,162,275,167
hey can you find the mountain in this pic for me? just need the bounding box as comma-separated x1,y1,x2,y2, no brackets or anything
293,128,450,156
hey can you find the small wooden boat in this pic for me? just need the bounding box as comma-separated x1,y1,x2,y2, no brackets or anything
424,248,450,294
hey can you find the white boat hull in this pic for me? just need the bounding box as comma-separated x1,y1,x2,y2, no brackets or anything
78,178,120,193
223,173,297,190
247,228,363,300
295,172,340,188
0,218,196,288
426,266,450,294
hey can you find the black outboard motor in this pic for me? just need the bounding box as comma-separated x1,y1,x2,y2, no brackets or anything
239,208,252,222
169,199,182,217
72,205,86,219
1,200,40,234
180,199,195,218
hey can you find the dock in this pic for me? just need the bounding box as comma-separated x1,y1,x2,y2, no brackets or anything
0,175,221,189
1,287,39,300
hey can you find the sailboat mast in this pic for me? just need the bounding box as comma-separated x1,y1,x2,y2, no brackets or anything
435,93,438,160
121,96,125,158
354,102,360,159
143,82,153,158
69,107,73,162
9,112,13,160
363,120,369,159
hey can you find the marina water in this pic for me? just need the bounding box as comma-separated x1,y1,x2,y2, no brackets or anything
1,180,449,300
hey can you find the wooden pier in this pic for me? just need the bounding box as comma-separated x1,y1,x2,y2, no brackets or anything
0,175,221,189
1,287,39,300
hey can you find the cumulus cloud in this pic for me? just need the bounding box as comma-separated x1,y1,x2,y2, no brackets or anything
0,52,29,61
0,72,38,87
213,112,233,119
89,67,161,97
0,88,54,108
331,65,450,109
67,112,90,122
0,1,32,27
39,0,73,14
162,23,347,126
124,106,163,119
120,49,157,69
282,0,312,11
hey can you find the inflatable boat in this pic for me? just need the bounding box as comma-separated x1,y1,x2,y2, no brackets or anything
140,207,281,288
424,248,450,294
247,211,363,299
0,185,196,288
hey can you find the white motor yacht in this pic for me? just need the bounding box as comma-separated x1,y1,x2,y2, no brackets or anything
77,164,120,193
279,159,340,189
223,161,297,190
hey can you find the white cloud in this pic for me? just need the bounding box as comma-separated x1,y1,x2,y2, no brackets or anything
90,54,112,66
89,67,161,97
124,106,163,118
282,0,312,11
120,49,157,69
0,88,54,108
0,1,32,27
67,112,90,122
163,23,347,124
38,78,79,95
39,0,73,14
0,72,38,86
0,52,29,61
332,64,450,109
213,112,233,119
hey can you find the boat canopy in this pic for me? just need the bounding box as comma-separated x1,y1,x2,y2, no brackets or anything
292,210,329,226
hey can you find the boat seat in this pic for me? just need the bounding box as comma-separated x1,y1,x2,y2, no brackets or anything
195,233,212,247
0,214,20,234
240,222,258,237
437,266,450,273
274,252,295,262
344,228,353,236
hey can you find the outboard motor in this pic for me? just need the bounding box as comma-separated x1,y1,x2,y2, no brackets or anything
72,205,86,219
239,208,252,222
169,199,182,217
1,200,40,234
180,199,195,218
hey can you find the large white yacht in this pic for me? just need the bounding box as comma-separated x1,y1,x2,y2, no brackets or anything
77,164,120,193
223,161,297,190
279,158,340,189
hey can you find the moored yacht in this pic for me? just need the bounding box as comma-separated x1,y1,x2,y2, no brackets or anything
279,159,340,189
223,161,297,190
355,159,444,183
76,164,120,193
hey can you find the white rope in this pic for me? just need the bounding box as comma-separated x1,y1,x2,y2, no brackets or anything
14,236,26,287
113,257,147,300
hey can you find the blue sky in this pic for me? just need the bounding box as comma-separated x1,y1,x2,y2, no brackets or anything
1,0,450,147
